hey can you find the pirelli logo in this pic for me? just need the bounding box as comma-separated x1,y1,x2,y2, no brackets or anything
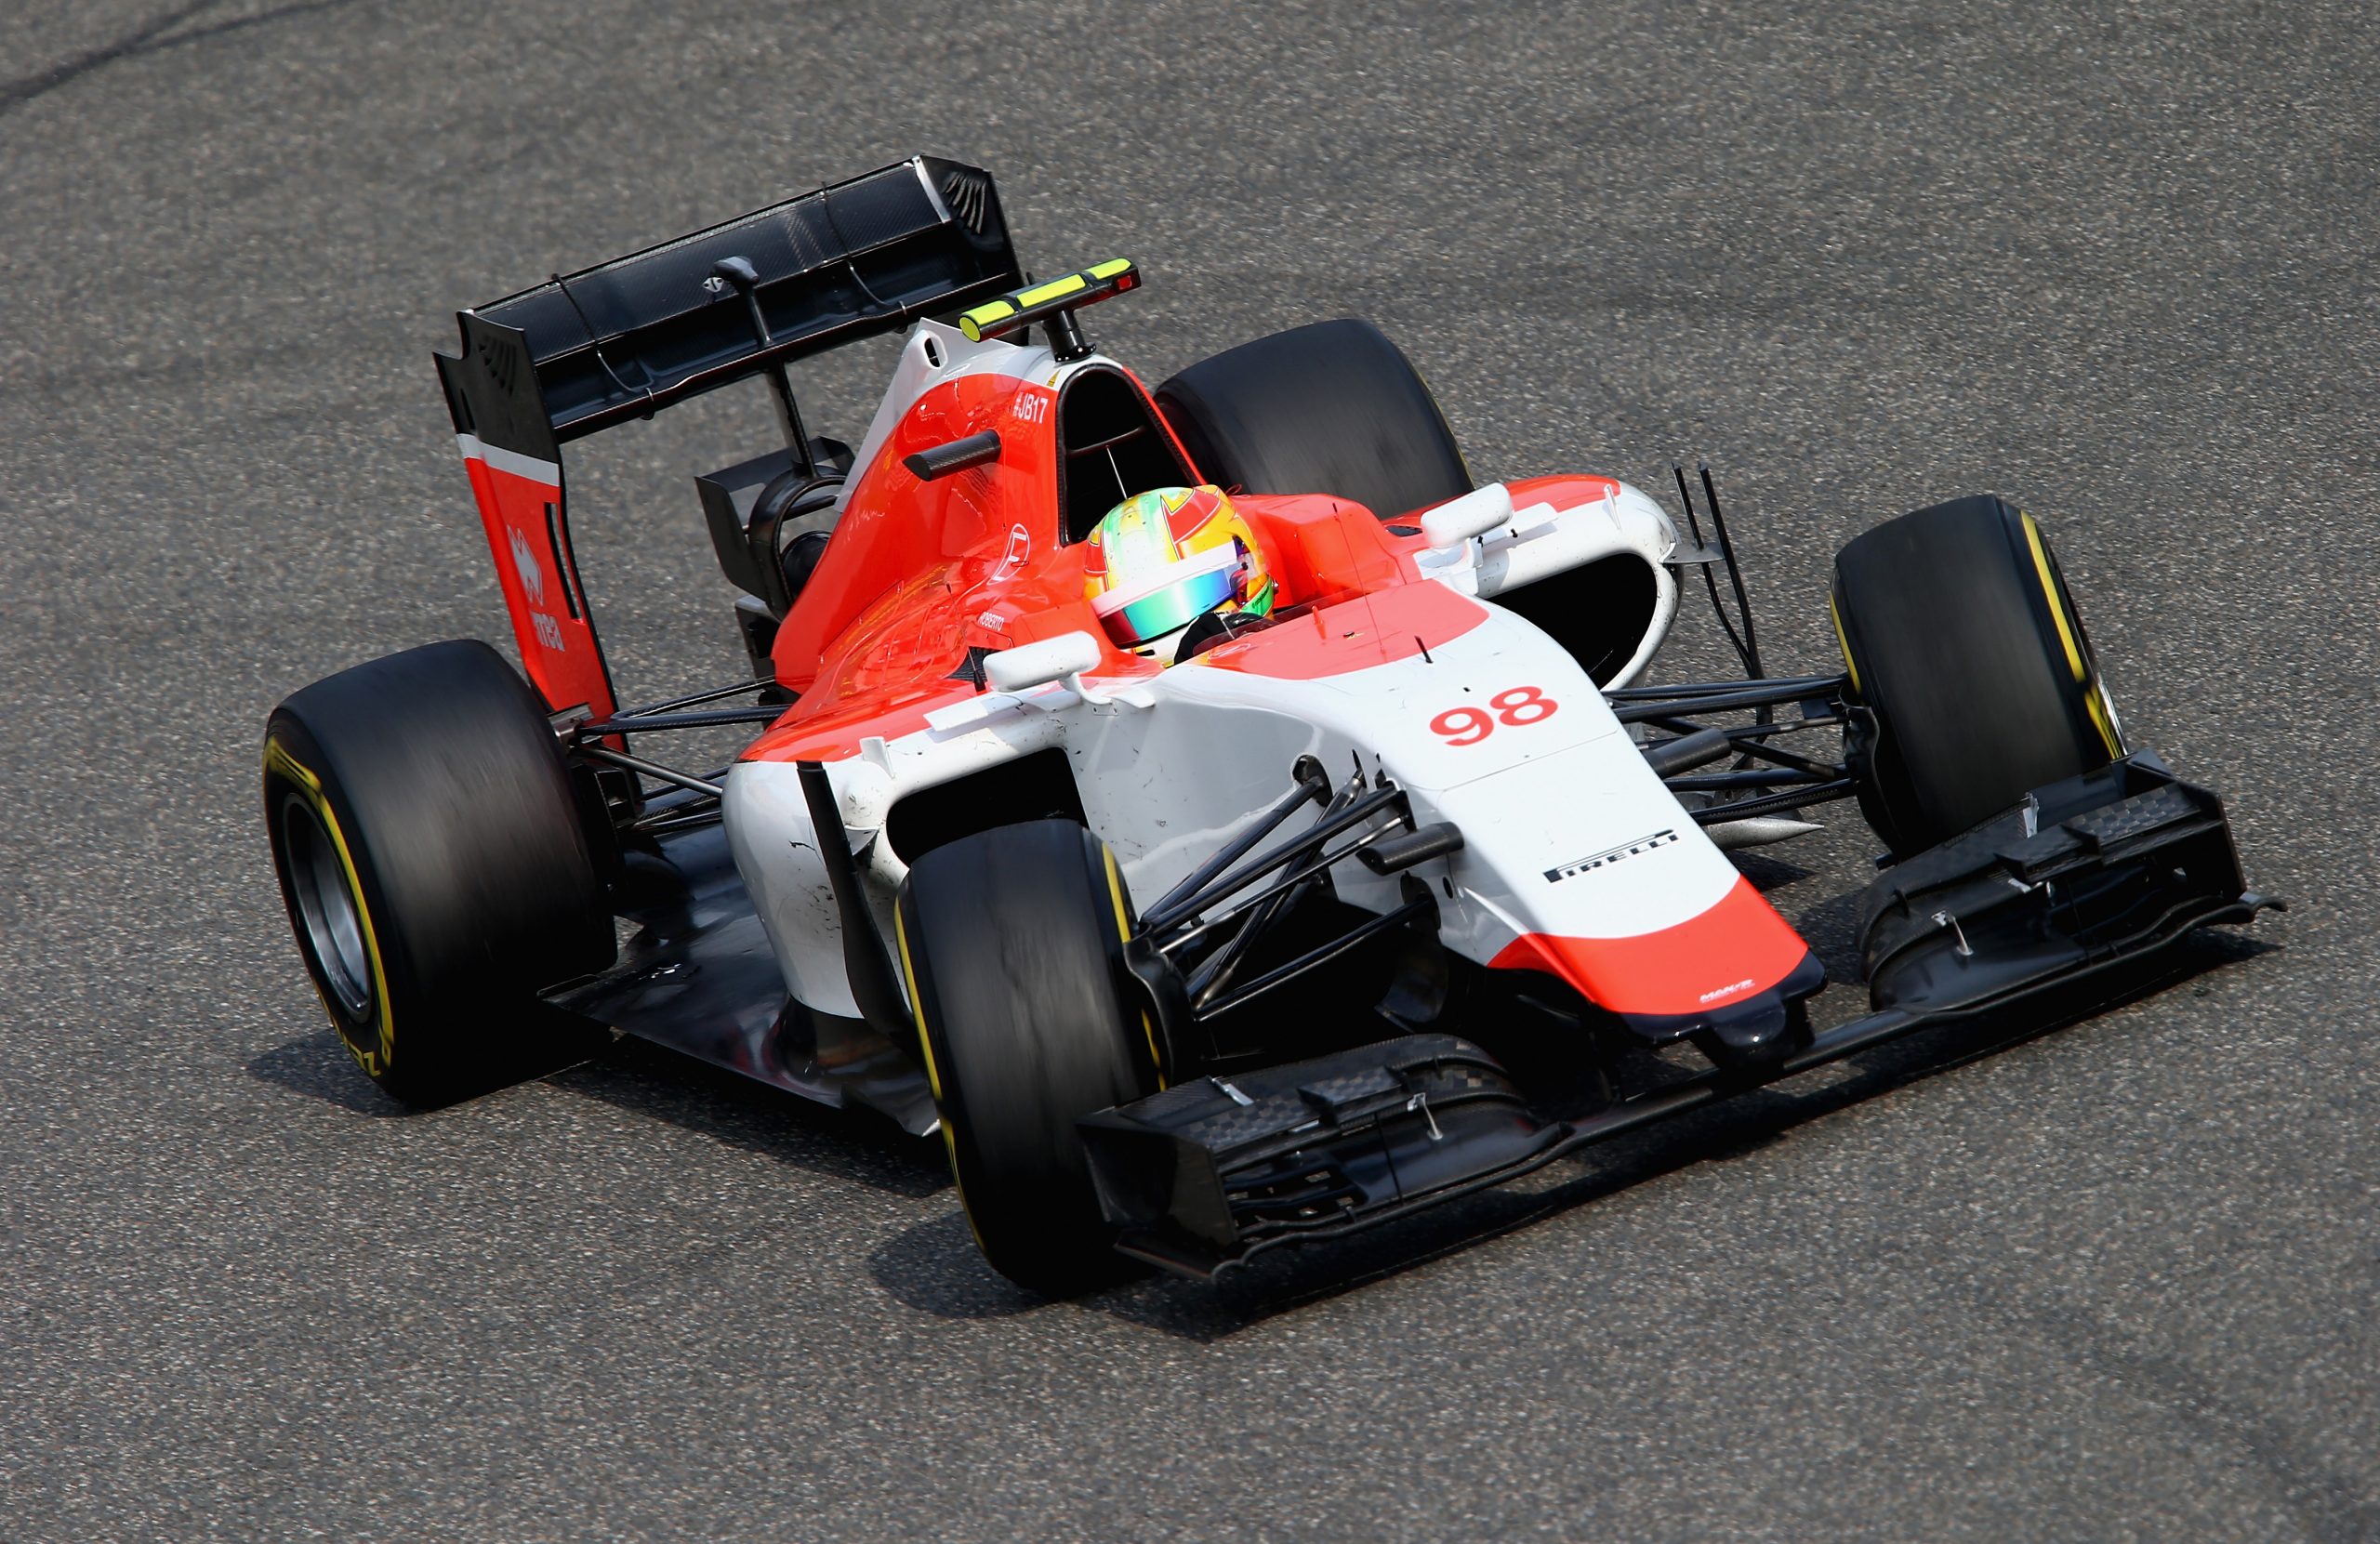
1545,828,1678,884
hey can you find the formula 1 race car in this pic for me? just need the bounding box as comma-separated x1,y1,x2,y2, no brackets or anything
263,157,2271,1293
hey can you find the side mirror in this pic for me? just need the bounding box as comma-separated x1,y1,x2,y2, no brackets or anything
1418,482,1514,548
985,629,1104,694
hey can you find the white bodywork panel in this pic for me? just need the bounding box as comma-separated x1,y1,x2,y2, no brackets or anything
724,466,1723,1018
834,319,1107,516
1420,478,1682,689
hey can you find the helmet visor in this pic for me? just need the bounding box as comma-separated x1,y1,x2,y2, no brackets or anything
1091,542,1244,647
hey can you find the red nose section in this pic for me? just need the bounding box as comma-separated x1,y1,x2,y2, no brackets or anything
1489,875,1816,1017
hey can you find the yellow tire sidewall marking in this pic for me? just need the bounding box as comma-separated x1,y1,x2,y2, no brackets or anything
892,905,945,1105
2020,513,2088,682
1102,844,1165,1089
2019,513,2122,757
1829,592,1862,697
895,898,985,1252
264,737,395,1076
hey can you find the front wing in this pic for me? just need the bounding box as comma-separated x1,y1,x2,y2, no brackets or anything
1080,753,2271,1277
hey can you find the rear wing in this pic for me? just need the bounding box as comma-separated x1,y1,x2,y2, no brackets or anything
433,156,1022,715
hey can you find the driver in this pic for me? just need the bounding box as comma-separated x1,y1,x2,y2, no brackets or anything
1083,485,1276,664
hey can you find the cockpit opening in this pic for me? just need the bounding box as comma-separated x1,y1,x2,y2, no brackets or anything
1056,365,1198,542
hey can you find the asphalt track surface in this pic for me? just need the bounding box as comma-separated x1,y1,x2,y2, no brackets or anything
5,1,2377,1538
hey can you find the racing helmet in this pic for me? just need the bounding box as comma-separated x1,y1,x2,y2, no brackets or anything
1083,485,1276,664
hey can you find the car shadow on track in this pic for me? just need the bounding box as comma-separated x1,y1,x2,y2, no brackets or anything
246,1030,406,1116
549,1034,952,1198
245,1016,952,1199
866,928,2275,1340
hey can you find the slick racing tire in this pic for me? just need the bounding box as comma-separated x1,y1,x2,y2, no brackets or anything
1831,495,2126,860
895,820,1163,1296
263,640,615,1107
1155,318,1474,521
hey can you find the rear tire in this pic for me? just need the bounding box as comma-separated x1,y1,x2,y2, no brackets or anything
895,820,1162,1295
263,640,614,1106
1156,318,1473,521
1831,495,2125,858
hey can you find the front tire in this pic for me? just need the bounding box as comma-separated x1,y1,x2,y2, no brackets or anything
263,640,614,1106
1831,495,2125,858
895,820,1162,1295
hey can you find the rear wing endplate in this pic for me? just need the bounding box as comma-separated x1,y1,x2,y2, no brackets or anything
431,156,1021,715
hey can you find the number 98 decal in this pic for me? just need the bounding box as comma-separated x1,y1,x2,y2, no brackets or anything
1431,686,1559,746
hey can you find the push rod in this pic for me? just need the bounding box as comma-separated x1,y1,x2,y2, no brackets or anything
1144,769,1333,922
575,705,786,737
1143,785,1408,933
1687,780,1858,825
1196,897,1435,1022
1604,673,1840,702
1612,678,1844,722
610,678,775,718
577,745,725,798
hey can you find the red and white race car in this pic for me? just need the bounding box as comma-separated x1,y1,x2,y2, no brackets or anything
263,157,2268,1292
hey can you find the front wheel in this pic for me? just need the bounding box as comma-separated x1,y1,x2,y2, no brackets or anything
1831,495,2125,858
894,820,1162,1295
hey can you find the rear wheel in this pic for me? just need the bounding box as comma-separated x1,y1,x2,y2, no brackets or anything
1831,495,2125,858
1155,318,1473,521
895,820,1162,1295
263,640,615,1105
